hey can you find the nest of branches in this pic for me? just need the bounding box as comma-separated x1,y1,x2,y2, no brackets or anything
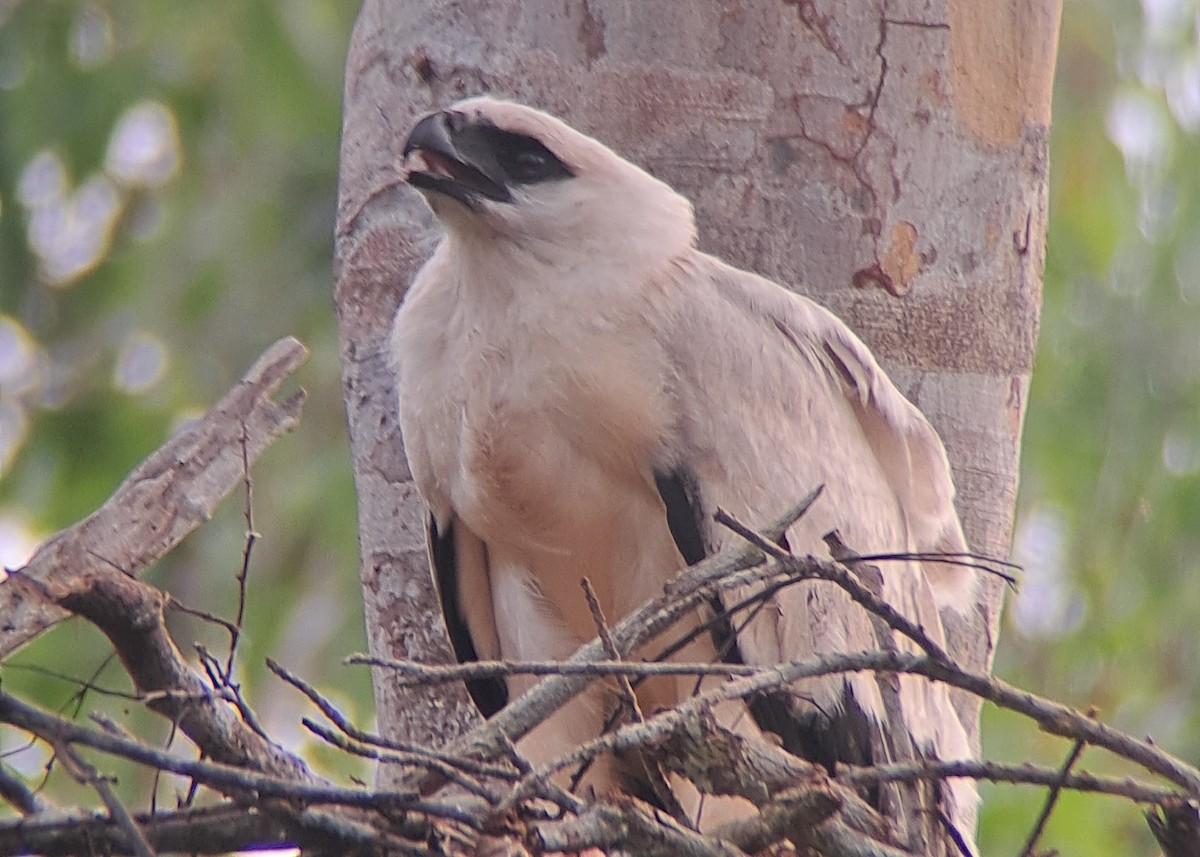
1,338,1198,857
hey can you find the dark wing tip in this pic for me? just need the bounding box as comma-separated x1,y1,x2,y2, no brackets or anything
654,468,707,567
429,516,508,717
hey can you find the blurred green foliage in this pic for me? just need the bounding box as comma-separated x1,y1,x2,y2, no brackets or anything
1,0,1199,853
0,0,370,797
984,0,1200,853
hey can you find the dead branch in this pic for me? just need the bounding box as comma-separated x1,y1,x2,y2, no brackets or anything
0,804,296,856
0,336,308,660
0,690,414,812
840,758,1186,804
268,657,519,785
35,506,315,784
1149,799,1200,857
533,796,747,857
349,654,764,684
614,643,1200,797
1019,738,1087,857
3,342,1198,857
51,740,155,857
0,760,46,816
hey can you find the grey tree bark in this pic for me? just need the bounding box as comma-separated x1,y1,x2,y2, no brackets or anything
332,0,1061,834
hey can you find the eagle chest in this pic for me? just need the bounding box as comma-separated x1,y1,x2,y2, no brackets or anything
429,324,672,546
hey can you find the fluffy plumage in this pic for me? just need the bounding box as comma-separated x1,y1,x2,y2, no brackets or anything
390,97,980,847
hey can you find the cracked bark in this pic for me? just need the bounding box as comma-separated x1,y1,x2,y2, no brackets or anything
333,2,1062,849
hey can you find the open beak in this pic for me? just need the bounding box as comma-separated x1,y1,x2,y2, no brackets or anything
402,111,512,205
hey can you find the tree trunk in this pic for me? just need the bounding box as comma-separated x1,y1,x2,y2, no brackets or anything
332,0,1061,840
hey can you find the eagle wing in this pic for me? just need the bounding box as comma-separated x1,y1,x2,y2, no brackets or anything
427,513,507,716
649,250,978,831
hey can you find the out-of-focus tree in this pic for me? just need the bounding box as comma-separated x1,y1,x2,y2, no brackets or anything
984,0,1200,853
0,0,367,799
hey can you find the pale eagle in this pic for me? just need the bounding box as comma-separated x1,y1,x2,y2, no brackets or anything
390,97,980,849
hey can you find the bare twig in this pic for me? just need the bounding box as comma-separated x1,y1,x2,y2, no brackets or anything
715,510,952,663
709,785,842,854
711,648,1200,795
1020,737,1087,857
225,423,258,679
580,576,689,826
267,658,517,783
59,651,122,720
350,654,762,684
0,661,139,701
164,595,240,641
195,643,271,743
301,717,496,802
42,565,314,785
845,550,1020,587
581,576,642,724
54,741,155,857
838,758,1186,804
533,796,747,857
0,803,296,857
713,507,791,558
497,644,1200,812
0,337,308,659
0,689,417,812
0,759,45,815
823,531,951,662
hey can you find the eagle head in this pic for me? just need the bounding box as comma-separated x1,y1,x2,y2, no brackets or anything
401,97,695,268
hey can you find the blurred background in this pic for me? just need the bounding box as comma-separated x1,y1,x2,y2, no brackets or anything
1,0,1198,853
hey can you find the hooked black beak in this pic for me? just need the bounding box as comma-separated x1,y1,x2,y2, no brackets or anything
402,111,513,206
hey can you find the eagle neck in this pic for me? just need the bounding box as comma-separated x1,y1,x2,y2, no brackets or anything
443,212,694,310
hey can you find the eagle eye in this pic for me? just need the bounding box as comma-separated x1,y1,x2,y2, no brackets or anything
511,148,551,178
485,129,574,185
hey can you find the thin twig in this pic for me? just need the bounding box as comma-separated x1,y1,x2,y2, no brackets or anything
581,576,643,723
763,484,825,541
580,576,689,827
54,741,155,857
1019,737,1087,857
0,688,425,812
267,658,517,782
846,550,1020,586
0,662,139,701
349,654,762,684
493,734,588,818
225,423,258,679
0,760,45,815
717,512,953,663
822,532,952,662
194,644,271,742
714,507,790,558
164,596,240,641
301,717,495,802
504,647,1200,805
944,809,977,857
60,651,121,720
836,757,1184,803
